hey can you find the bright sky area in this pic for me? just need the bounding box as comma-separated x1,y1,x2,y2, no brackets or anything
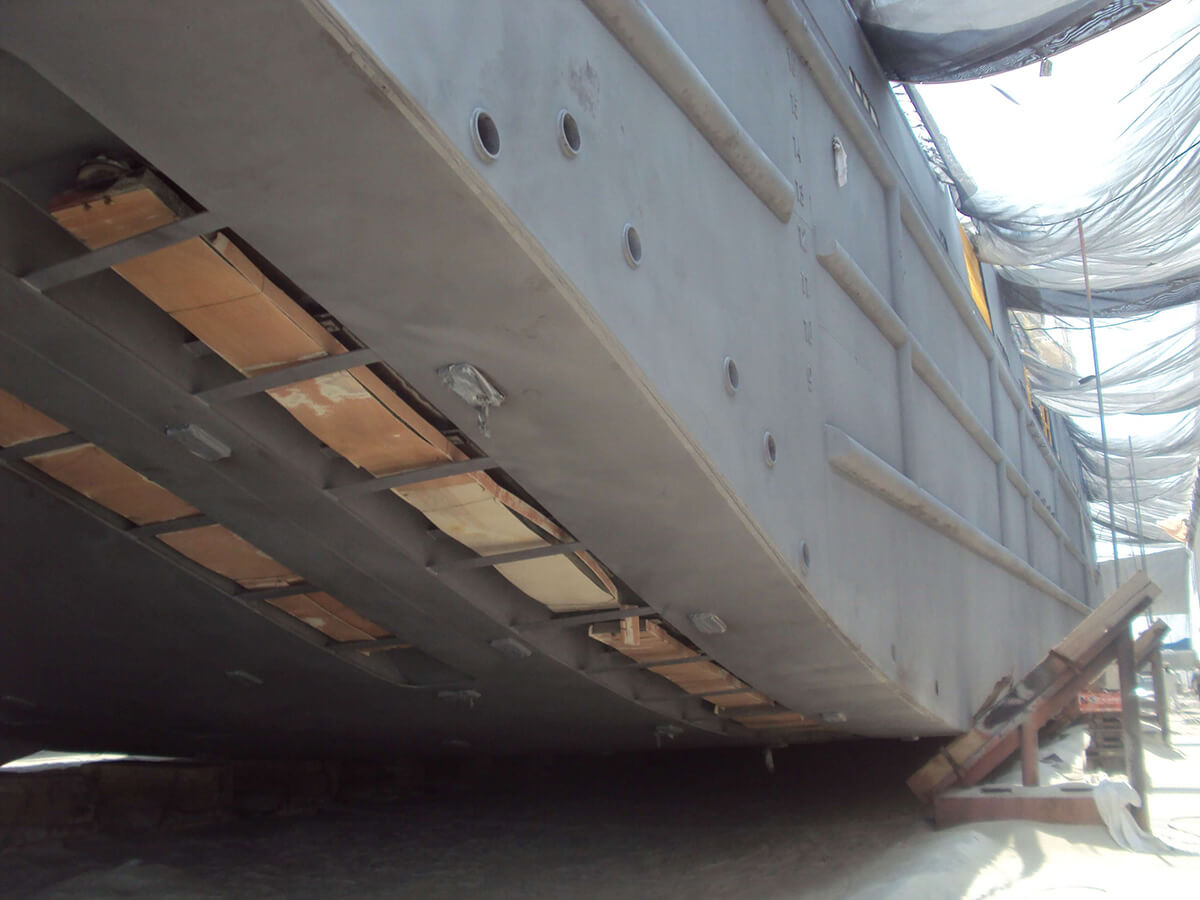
903,1,1200,641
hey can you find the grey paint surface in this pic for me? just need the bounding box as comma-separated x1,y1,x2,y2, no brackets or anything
0,0,1092,753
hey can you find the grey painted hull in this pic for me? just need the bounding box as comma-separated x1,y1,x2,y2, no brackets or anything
0,1,1095,757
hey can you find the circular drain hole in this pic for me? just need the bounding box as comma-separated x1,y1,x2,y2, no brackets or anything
471,108,500,161
622,224,642,268
723,357,740,395
763,431,777,467
558,109,582,157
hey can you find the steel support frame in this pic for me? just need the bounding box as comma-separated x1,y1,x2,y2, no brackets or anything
21,210,223,290
193,347,382,404
326,457,495,497
944,597,1154,797
429,541,584,574
517,605,654,631
0,451,410,687
0,432,85,460
587,654,710,676
0,198,732,737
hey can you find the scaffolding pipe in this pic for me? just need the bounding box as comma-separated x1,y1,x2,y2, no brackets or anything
1078,218,1120,579
1128,436,1147,567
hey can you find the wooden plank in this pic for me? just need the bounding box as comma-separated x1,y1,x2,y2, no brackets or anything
492,557,610,613
26,444,199,525
176,296,334,375
268,372,447,473
735,711,820,730
591,619,758,698
351,365,463,460
407,481,547,552
201,233,346,366
620,614,640,647
0,388,69,447
50,185,179,250
964,641,1121,791
1055,570,1158,663
52,186,618,613
403,480,617,612
333,637,413,654
157,524,303,590
908,572,1158,803
115,236,257,313
707,690,772,708
266,591,390,643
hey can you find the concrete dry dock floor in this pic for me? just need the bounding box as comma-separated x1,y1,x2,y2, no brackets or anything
3,706,1199,899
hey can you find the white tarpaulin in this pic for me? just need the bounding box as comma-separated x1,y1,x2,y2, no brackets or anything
890,0,1200,557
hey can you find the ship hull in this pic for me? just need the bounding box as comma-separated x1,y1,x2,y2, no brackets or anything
0,0,1093,758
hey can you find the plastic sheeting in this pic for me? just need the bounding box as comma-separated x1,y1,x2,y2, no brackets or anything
910,0,1200,310
1092,780,1175,852
1013,303,1200,548
854,0,1167,83
892,0,1200,560
1018,305,1200,418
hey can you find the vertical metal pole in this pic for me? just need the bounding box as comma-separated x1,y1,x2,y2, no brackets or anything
1150,648,1170,748
1116,625,1150,830
1078,219,1121,580
1128,436,1147,567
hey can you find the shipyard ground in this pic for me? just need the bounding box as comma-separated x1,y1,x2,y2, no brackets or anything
3,699,1199,898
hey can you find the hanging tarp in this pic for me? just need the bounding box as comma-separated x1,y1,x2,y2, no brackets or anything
909,0,1200,308
891,1,1200,556
855,1,1168,84
1012,302,1200,548
1002,276,1200,319
1017,302,1200,417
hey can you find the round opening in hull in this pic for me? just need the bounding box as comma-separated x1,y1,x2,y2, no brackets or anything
558,109,582,157
623,224,642,268
471,108,500,161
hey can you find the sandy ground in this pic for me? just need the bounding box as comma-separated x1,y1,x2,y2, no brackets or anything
821,693,1200,899
2,740,933,898
3,698,1199,899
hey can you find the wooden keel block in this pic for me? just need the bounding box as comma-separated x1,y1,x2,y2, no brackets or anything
620,615,641,647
